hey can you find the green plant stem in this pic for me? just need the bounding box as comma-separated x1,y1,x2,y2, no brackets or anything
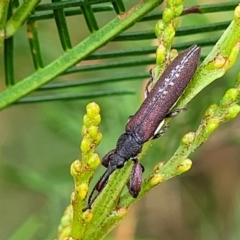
40,72,149,90
30,5,113,21
142,2,238,21
0,0,164,111
16,89,135,104
83,162,133,240
52,0,72,50
69,102,102,239
0,1,9,46
27,20,43,70
4,36,14,86
0,1,9,28
35,0,111,11
2,0,40,38
114,21,230,41
80,5,99,32
112,0,125,14
85,39,215,60
65,58,155,74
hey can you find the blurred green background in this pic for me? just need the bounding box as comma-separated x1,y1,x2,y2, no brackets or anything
1,0,240,239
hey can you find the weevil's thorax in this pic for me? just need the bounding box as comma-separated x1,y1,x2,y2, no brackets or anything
108,132,142,167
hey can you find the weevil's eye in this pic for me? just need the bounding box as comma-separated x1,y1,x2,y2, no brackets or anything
102,149,115,167
116,162,124,168
116,155,125,169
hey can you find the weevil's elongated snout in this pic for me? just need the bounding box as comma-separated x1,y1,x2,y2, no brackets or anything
84,161,117,210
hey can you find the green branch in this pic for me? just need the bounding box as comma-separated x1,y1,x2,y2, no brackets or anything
0,0,164,111
0,0,40,39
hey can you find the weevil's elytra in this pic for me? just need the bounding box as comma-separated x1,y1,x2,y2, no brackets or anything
84,45,201,210
126,45,200,142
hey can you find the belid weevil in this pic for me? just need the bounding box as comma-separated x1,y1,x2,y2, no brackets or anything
85,45,201,209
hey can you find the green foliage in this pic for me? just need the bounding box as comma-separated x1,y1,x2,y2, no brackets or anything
1,0,240,240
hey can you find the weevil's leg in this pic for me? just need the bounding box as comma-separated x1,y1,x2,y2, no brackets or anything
127,159,144,198
153,108,188,139
132,158,144,173
127,115,133,124
144,69,154,98
165,107,187,118
153,123,170,139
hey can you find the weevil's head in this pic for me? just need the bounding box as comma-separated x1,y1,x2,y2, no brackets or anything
102,149,126,169
95,152,125,193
